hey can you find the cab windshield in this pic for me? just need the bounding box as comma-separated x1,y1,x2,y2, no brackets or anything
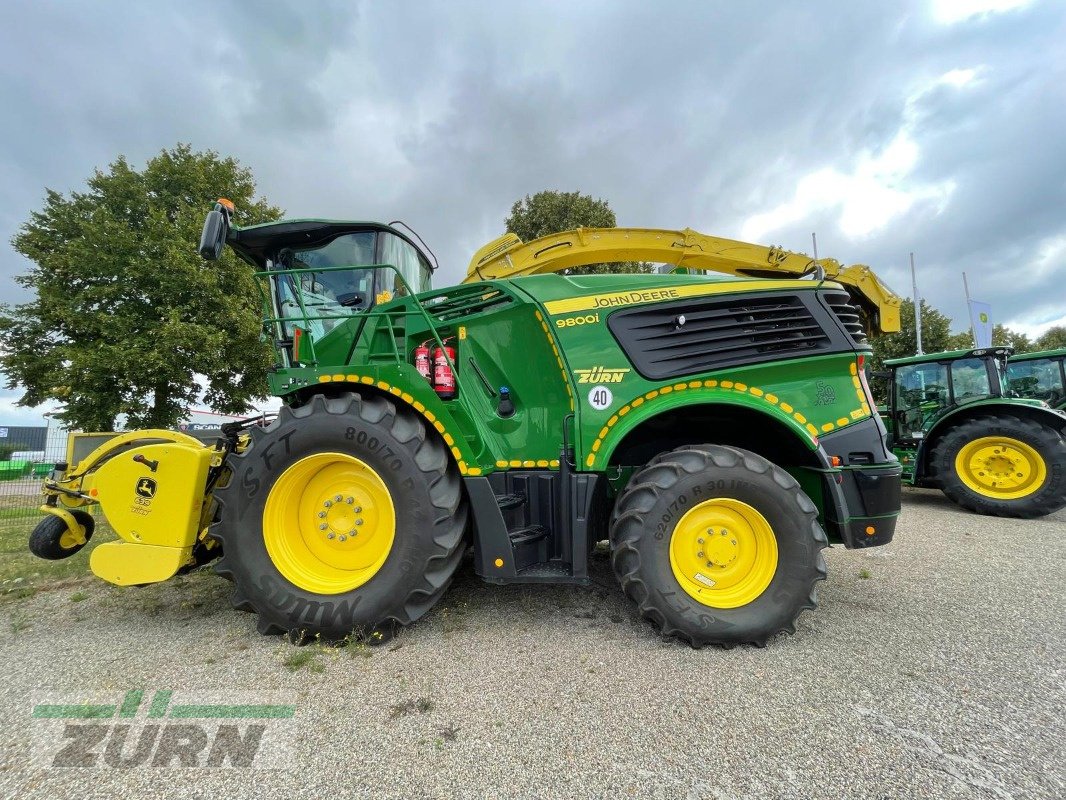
1008,357,1065,406
272,231,432,338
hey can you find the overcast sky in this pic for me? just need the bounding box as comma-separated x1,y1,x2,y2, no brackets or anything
1,0,1063,424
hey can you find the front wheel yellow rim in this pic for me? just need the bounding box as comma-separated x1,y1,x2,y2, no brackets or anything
669,498,778,608
263,452,396,595
955,436,1046,500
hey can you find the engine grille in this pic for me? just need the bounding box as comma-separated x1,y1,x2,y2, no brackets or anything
607,293,834,380
822,291,868,345
424,286,513,323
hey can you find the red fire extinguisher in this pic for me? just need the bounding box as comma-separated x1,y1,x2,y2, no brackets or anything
433,338,457,400
413,340,432,383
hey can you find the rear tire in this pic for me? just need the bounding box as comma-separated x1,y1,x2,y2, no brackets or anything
610,445,826,647
211,392,467,642
931,415,1066,518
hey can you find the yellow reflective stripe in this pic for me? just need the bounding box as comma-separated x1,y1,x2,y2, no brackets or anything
542,280,815,315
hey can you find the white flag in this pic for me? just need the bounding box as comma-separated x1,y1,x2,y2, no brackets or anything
970,299,993,348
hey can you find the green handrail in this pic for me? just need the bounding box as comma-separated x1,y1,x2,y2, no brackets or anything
253,262,462,389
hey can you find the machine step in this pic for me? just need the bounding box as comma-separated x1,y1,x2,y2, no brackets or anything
495,493,526,511
508,525,547,545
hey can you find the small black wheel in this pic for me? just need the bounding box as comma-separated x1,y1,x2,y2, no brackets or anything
610,445,826,647
29,510,95,560
931,414,1066,518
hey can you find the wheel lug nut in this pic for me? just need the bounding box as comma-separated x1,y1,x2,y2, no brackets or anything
335,494,343,502
354,507,362,513
345,497,354,504
318,511,326,519
324,500,332,508
730,539,736,545
319,523,328,531
327,533,335,540
355,519,363,526
697,538,704,544
339,535,347,542
697,551,704,558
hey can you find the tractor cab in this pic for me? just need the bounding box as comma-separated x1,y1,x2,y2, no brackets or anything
883,347,1013,444
199,200,434,365
1007,348,1066,410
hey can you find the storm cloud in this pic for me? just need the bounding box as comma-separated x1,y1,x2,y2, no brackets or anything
1,1,1063,402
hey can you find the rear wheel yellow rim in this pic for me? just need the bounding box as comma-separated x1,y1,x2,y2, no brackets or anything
955,436,1046,500
263,452,396,595
669,498,778,608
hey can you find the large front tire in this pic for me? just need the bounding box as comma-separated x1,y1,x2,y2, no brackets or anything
610,445,826,647
211,393,467,641
931,414,1066,518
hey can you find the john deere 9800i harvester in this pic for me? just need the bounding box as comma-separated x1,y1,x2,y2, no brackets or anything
29,201,903,647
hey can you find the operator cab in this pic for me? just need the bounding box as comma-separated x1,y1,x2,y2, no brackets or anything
199,201,434,358
267,229,432,339
885,347,1012,442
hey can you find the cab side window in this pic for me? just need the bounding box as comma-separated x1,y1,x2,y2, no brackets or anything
950,358,991,402
895,362,949,434
379,233,431,298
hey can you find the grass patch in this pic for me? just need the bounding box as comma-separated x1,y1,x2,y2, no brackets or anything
438,724,459,742
343,635,374,659
10,612,32,634
858,568,872,579
69,591,89,602
389,697,434,719
0,502,117,592
283,650,324,673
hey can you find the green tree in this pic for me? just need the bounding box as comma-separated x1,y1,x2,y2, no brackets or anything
1,144,281,431
992,323,1031,353
869,299,953,371
505,190,649,275
944,330,975,351
944,324,1032,353
1035,325,1066,351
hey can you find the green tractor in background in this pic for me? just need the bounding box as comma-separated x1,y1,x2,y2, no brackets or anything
1007,348,1066,410
30,202,905,648
878,347,1066,518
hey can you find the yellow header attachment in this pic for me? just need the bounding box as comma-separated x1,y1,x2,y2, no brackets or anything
465,227,901,335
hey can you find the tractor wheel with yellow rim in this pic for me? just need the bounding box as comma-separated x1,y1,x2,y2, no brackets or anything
210,392,467,643
610,445,826,648
28,510,95,560
931,413,1066,518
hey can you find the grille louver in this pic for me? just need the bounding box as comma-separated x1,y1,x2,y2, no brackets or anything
424,286,513,322
607,294,833,380
822,291,868,345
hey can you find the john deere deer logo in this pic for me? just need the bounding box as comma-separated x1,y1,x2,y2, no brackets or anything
136,478,157,499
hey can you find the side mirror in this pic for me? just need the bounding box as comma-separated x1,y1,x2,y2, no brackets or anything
198,207,229,260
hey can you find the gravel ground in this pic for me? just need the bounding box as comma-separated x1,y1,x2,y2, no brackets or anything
0,487,1063,799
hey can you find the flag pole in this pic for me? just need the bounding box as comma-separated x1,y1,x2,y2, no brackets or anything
911,252,923,355
963,271,976,347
